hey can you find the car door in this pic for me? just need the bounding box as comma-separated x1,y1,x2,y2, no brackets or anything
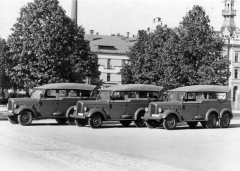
39,89,58,117
181,92,198,121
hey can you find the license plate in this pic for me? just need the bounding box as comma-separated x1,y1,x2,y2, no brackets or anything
152,114,159,117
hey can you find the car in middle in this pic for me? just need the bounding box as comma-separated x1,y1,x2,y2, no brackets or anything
70,84,164,128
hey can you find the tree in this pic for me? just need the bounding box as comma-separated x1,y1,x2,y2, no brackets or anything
6,0,100,88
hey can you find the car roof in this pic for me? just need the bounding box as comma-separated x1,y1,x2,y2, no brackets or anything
101,84,163,92
35,83,96,91
170,85,231,93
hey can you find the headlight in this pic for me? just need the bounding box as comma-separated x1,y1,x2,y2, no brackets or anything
145,107,148,112
158,108,163,113
84,106,88,112
73,106,76,111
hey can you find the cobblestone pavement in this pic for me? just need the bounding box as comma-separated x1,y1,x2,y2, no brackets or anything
0,127,187,171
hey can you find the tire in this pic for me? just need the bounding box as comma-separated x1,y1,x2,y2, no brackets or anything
219,113,231,128
120,120,132,127
206,113,218,128
134,112,146,127
66,110,75,125
163,115,177,130
187,122,198,128
75,119,88,127
8,116,19,124
146,120,158,129
18,111,33,126
56,118,67,125
201,121,207,128
89,113,103,128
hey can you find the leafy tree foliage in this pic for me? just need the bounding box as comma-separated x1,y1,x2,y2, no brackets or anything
6,0,100,88
122,5,230,90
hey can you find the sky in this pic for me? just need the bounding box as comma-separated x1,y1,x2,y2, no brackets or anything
0,0,239,40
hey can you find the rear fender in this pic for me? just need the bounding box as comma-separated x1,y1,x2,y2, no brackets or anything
220,108,233,119
205,108,219,121
88,108,108,121
15,106,38,118
134,108,145,120
162,110,182,122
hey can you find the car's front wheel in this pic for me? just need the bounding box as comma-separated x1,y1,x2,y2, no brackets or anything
89,113,103,128
163,115,177,130
187,122,198,128
206,113,218,128
120,120,132,127
18,111,33,126
56,118,67,125
134,112,146,127
8,115,19,124
219,113,231,128
75,119,88,127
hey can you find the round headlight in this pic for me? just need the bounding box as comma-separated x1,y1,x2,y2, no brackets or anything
84,106,88,112
145,107,149,112
158,108,163,113
73,106,77,111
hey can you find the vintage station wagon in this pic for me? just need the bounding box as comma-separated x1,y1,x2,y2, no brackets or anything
142,85,233,130
71,84,164,128
4,83,96,126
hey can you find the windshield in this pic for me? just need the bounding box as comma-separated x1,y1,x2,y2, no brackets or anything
30,89,43,99
167,92,185,102
97,91,112,100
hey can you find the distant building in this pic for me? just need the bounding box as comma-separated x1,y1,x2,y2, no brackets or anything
85,31,136,87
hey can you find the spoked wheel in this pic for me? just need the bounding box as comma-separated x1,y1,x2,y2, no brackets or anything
56,118,67,125
120,120,132,127
75,119,88,127
146,120,162,129
206,113,218,129
163,115,177,130
89,113,103,128
187,122,198,128
134,112,146,127
219,113,231,128
18,111,33,126
201,121,207,128
8,115,19,124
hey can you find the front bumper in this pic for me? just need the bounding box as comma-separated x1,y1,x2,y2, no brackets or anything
3,111,14,116
141,114,163,120
70,112,87,119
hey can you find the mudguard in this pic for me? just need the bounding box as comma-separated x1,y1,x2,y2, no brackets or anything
205,108,219,121
15,106,38,118
66,106,75,118
87,108,108,121
161,110,182,122
219,108,233,119
134,108,145,120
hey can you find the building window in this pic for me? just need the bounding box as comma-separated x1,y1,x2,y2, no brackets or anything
234,69,238,79
107,73,111,81
235,53,239,62
233,86,238,102
107,59,111,69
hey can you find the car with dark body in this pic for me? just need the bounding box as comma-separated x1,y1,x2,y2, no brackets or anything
4,83,96,126
71,84,164,128
142,85,233,130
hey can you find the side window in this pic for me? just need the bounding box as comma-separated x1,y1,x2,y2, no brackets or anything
80,90,91,99
59,90,67,97
209,92,217,99
186,93,196,101
139,92,159,99
128,92,137,98
216,93,227,100
45,90,57,98
112,91,125,100
68,90,78,97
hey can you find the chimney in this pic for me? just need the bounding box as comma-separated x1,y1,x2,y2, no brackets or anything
71,0,77,23
90,30,94,41
127,32,129,38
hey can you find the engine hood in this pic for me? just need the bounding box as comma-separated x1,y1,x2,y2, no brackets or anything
151,101,182,110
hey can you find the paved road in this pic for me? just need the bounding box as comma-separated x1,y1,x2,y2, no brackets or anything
0,120,240,171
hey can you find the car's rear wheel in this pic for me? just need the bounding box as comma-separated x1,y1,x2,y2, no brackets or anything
120,120,132,127
200,121,207,128
187,122,198,128
18,111,33,126
134,112,146,127
146,120,158,128
163,115,177,130
8,115,18,124
219,113,231,128
206,113,218,128
56,118,67,125
75,119,88,127
89,113,103,128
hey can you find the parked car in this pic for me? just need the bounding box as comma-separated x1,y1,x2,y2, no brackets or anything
71,84,164,128
3,83,97,126
142,85,233,130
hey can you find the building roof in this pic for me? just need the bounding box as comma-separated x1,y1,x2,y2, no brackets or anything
170,85,231,93
35,83,96,90
101,84,163,92
85,34,136,54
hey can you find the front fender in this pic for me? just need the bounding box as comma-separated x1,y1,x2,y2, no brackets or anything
161,110,182,122
66,106,75,118
87,108,108,121
219,108,233,119
205,108,219,121
15,106,38,118
134,108,145,120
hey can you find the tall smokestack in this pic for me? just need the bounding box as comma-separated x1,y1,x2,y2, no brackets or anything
71,0,78,23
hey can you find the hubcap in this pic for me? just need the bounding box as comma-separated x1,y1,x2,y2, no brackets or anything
93,117,101,126
22,114,29,122
222,115,229,126
167,117,175,128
